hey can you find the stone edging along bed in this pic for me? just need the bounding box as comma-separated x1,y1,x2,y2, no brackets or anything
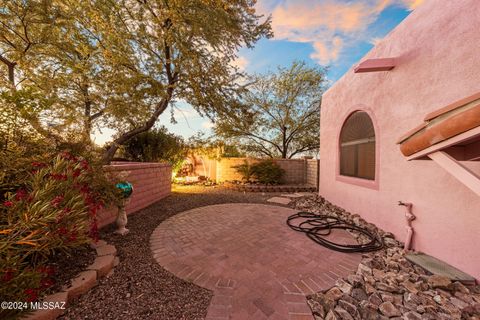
21,240,119,320
223,183,317,193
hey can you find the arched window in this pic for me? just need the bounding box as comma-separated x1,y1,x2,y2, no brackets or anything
340,111,376,180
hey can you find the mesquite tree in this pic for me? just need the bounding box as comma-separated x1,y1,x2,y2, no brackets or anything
0,0,272,162
214,61,327,158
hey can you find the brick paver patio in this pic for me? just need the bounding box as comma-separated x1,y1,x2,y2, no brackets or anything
150,203,361,320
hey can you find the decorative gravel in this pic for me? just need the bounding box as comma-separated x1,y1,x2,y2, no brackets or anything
60,185,275,320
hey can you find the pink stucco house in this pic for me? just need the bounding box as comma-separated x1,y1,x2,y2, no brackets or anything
319,0,480,280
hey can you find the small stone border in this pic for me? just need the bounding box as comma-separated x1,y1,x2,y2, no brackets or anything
22,240,119,320
224,183,317,193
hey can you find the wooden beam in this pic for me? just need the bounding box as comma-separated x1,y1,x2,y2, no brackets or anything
428,151,480,197
406,126,480,160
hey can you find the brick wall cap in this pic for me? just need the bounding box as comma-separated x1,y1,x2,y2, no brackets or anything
104,162,171,171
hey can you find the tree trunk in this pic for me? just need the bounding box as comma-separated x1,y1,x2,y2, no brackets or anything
101,97,170,164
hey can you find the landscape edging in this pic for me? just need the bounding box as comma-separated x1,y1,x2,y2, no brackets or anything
21,240,119,320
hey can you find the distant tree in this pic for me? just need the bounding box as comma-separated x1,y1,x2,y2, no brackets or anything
214,61,327,159
123,127,187,172
0,0,272,163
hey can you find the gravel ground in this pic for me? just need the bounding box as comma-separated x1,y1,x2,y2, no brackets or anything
60,185,277,320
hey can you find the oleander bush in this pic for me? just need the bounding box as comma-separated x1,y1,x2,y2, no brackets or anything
0,151,118,315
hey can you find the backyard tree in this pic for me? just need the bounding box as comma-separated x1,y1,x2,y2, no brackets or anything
214,61,327,158
123,126,188,173
0,0,272,162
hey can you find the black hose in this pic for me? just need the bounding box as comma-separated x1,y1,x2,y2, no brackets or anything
286,211,383,253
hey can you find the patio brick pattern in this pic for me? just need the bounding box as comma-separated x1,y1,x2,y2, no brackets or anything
150,203,361,320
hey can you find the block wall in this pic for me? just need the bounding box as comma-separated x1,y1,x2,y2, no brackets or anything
97,162,172,228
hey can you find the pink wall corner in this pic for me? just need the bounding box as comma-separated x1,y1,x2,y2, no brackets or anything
319,0,480,280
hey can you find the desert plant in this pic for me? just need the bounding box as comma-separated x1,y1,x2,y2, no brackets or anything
232,160,254,183
251,160,285,185
0,152,118,316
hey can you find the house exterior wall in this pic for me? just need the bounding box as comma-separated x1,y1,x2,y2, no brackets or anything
97,162,172,228
319,0,480,279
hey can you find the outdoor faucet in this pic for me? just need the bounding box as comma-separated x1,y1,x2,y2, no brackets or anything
398,201,415,251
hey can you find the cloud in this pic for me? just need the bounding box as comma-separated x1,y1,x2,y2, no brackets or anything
201,121,215,129
232,56,249,72
260,0,425,65
401,0,424,10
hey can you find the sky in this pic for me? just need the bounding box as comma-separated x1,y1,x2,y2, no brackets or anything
93,0,425,145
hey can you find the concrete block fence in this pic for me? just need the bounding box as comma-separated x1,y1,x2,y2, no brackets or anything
97,162,172,228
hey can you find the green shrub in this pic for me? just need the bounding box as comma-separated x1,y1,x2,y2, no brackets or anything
232,160,254,182
122,126,187,173
0,152,118,316
251,160,284,185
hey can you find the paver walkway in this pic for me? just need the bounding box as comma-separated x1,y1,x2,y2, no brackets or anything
150,203,361,320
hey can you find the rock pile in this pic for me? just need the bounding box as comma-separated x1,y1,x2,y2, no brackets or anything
291,195,480,320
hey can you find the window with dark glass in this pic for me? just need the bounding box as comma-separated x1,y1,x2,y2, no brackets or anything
339,111,376,180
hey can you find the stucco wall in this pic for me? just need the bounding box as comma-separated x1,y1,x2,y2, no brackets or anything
319,0,480,279
97,162,172,228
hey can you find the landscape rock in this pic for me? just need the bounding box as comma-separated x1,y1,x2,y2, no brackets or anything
379,301,401,317
427,275,451,290
294,195,480,320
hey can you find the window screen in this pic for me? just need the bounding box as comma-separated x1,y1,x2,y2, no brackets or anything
340,111,376,180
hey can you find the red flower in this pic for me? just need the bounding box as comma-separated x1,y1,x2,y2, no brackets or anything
38,266,55,276
80,160,90,170
50,173,68,181
50,195,64,208
40,278,55,289
31,162,47,168
68,231,77,242
79,184,90,194
60,151,77,161
57,227,68,235
89,220,99,241
73,169,82,177
3,201,13,207
2,269,14,282
15,189,28,201
24,288,38,302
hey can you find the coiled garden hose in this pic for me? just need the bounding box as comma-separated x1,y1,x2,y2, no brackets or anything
286,211,383,253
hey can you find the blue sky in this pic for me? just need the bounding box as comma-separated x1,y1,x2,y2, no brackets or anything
93,0,424,145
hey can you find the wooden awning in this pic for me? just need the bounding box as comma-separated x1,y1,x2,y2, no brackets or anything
397,92,480,196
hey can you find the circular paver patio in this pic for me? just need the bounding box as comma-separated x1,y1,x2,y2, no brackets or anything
150,203,361,320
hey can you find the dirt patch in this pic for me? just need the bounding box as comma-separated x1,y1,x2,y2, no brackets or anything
47,245,96,294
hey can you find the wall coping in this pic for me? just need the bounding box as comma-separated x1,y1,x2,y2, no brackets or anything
104,162,171,171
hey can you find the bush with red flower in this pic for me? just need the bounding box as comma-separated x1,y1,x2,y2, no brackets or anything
0,152,118,316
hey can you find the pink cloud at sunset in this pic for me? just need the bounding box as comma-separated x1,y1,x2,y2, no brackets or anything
257,0,425,64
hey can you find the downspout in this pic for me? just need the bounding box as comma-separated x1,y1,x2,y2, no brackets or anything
398,201,416,251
